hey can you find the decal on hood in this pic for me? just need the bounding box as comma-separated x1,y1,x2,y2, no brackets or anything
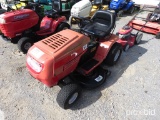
14,14,29,20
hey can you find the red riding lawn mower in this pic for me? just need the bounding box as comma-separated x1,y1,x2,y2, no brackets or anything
26,10,123,109
128,3,160,39
0,0,70,53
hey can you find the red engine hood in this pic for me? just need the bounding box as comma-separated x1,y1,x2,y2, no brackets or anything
0,9,38,23
33,29,90,61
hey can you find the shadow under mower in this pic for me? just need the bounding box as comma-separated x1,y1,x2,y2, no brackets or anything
26,10,123,109
0,0,70,53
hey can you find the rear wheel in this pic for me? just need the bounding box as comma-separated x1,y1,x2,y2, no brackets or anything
123,44,130,52
104,43,122,66
156,32,160,39
128,5,135,14
56,84,81,109
135,33,143,44
18,37,33,53
56,22,70,32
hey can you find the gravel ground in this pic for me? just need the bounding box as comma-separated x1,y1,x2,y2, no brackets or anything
0,11,160,120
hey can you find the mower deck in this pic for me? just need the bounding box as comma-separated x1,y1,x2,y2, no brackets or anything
129,19,160,35
70,67,111,89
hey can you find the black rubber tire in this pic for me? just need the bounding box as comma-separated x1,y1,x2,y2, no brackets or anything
117,10,123,17
56,22,70,32
56,84,81,109
104,43,122,66
135,33,143,44
116,32,119,36
146,13,152,21
123,44,130,52
78,21,83,28
18,37,33,54
156,32,160,39
128,5,135,14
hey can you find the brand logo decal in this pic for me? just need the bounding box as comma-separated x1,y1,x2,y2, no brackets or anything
14,14,29,20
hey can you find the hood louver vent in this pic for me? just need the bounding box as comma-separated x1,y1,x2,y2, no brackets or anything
42,34,69,50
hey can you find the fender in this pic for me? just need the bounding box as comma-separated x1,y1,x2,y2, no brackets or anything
110,0,126,10
36,16,66,36
94,34,119,62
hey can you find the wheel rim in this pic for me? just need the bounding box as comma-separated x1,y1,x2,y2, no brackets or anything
24,42,32,50
125,44,130,51
68,92,78,105
114,50,120,62
136,34,142,44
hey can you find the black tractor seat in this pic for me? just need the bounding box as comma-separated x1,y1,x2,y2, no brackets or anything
81,10,116,38
92,0,103,5
44,10,58,18
24,2,39,9
45,0,62,18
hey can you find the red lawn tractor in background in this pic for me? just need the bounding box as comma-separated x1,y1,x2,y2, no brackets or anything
0,0,70,53
26,10,123,109
128,3,160,39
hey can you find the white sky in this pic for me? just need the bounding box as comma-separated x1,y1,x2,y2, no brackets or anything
133,0,159,6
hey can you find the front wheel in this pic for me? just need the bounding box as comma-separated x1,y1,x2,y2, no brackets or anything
104,43,122,66
128,5,135,14
56,84,81,109
156,32,160,39
18,37,33,53
56,22,70,32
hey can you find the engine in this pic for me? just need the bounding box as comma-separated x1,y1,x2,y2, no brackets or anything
118,25,132,39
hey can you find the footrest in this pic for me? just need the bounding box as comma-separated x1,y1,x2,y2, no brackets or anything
81,59,99,71
70,67,111,89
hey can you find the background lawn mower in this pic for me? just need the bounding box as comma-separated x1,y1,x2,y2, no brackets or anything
0,0,70,53
42,0,78,11
34,0,79,19
116,25,143,51
109,0,136,17
26,10,123,109
0,0,30,13
69,0,109,25
128,3,160,39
